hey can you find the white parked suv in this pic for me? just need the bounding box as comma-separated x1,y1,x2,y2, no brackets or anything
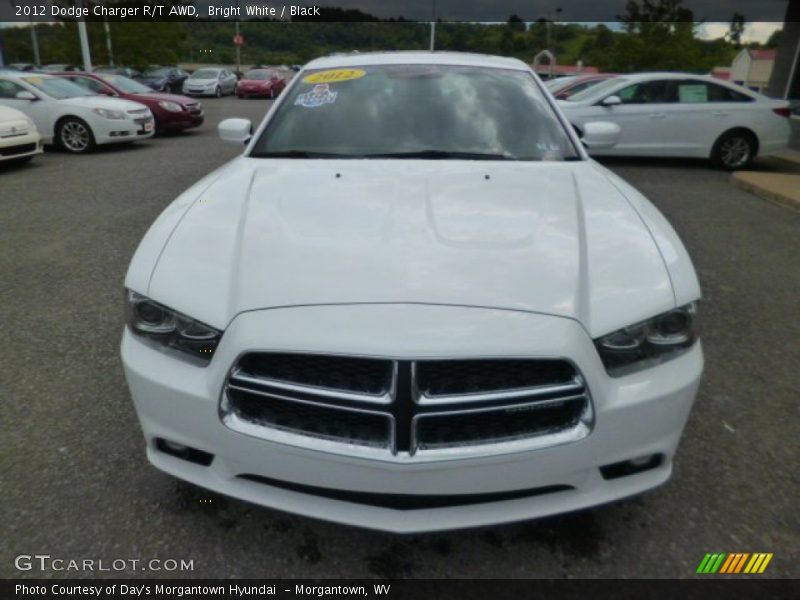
0,104,42,164
122,53,704,532
0,72,154,153
558,72,791,169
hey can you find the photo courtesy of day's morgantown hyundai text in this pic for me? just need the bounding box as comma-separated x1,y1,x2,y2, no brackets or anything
121,52,703,533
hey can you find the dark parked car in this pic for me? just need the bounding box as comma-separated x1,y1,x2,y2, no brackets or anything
58,72,204,134
134,66,188,93
94,66,142,79
235,69,287,99
7,63,38,72
40,64,81,73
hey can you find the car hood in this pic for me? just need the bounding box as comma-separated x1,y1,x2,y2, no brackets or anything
58,96,149,112
187,78,217,85
143,159,677,336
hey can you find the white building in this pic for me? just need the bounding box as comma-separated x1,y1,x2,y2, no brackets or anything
730,48,776,93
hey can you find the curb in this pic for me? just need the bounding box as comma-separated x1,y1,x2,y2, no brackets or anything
730,171,800,212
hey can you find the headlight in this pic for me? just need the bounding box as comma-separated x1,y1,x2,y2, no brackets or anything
594,302,698,377
158,100,183,112
93,108,126,120
125,289,221,364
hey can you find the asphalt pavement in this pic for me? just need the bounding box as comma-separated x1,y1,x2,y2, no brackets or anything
1,96,798,579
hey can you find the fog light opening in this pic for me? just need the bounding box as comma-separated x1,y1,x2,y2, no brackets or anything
155,438,214,466
599,454,664,480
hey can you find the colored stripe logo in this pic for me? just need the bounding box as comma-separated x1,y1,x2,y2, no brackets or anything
697,553,773,574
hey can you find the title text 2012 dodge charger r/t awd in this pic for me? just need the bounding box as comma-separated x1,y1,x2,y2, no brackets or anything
121,53,703,532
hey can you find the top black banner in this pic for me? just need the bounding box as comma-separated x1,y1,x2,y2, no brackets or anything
0,0,794,23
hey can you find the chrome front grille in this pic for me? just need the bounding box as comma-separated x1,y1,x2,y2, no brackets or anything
222,353,592,459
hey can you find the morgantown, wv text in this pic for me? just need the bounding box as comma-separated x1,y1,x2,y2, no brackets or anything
15,584,392,597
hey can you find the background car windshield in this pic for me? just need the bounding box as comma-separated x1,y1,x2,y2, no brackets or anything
252,65,578,160
245,70,272,80
24,76,94,99
567,77,628,102
191,69,218,79
99,75,151,94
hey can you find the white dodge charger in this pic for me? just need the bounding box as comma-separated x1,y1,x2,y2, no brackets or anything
121,53,704,532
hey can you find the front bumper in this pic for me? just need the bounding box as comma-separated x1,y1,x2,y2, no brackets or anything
121,304,703,533
0,130,43,161
92,116,155,144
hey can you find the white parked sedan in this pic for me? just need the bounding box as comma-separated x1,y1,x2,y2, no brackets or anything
560,72,792,169
122,52,703,532
0,104,42,164
0,72,154,153
182,68,238,97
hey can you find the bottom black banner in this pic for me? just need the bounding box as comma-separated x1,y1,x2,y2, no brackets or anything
2,579,797,600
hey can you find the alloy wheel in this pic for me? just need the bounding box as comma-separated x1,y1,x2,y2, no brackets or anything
720,136,751,169
61,120,90,152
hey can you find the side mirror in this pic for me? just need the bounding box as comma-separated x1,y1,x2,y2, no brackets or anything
581,121,621,149
218,118,252,144
16,90,38,101
600,95,622,107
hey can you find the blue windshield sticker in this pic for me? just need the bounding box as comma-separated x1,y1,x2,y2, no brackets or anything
295,84,338,108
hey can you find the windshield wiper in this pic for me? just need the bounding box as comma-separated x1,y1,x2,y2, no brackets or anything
249,150,363,159
364,150,519,160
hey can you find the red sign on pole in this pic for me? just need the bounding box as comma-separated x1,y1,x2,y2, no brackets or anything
233,34,245,46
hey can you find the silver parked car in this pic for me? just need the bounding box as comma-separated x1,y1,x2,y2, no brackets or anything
182,68,238,97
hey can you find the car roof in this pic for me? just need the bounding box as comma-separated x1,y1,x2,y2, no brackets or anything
304,51,530,71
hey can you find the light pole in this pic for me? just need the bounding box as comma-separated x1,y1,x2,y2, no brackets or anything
29,17,41,65
429,0,436,51
235,0,241,73
77,0,92,72
104,18,114,67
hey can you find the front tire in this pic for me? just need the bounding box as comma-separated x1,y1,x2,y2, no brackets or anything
57,117,95,154
214,86,222,98
711,130,756,171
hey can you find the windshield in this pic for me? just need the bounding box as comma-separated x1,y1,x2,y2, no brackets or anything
23,76,94,99
191,69,219,79
251,64,579,161
244,70,273,80
98,74,151,94
144,68,170,77
567,76,626,102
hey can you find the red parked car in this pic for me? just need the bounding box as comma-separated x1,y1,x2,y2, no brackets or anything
55,72,204,134
236,69,287,99
545,74,618,100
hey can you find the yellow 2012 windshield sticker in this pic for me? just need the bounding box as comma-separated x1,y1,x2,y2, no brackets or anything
303,68,366,84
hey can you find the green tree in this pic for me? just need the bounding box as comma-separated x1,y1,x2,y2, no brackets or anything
728,12,746,48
